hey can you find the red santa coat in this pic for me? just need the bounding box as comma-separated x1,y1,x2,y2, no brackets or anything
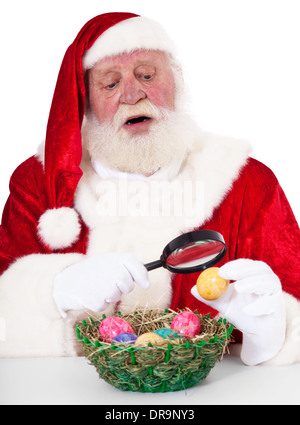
1,153,299,306
0,12,299,361
0,138,300,360
171,157,300,313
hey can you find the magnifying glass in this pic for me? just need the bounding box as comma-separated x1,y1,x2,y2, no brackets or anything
144,230,227,274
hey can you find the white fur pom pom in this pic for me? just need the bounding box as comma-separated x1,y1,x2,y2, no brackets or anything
37,207,81,250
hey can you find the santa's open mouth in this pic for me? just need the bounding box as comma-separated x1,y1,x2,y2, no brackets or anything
124,116,152,126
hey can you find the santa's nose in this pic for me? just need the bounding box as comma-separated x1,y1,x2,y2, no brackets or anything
119,78,146,105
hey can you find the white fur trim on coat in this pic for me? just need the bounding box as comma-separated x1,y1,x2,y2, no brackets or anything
0,253,85,358
37,207,81,250
82,16,177,70
74,128,251,315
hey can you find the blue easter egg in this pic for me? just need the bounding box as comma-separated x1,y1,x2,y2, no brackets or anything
153,328,182,340
112,332,138,345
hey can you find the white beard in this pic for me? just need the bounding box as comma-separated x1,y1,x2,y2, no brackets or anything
81,100,196,176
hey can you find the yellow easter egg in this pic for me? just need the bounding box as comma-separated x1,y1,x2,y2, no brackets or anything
135,332,166,347
196,267,229,300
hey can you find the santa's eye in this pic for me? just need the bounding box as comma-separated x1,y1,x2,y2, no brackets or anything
98,72,121,90
106,81,119,90
135,65,155,82
142,74,153,80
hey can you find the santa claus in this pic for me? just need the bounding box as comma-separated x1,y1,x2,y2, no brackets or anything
0,12,299,366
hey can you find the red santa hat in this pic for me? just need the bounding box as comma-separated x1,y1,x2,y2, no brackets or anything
82,15,177,71
38,12,177,250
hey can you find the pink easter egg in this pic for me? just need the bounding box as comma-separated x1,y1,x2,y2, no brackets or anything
171,311,201,338
99,316,134,343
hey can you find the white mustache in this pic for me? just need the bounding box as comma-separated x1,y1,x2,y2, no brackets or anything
110,99,168,129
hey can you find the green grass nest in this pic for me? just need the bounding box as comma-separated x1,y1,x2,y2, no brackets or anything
76,309,234,393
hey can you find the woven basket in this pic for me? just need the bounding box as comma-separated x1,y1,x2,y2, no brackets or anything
76,309,234,393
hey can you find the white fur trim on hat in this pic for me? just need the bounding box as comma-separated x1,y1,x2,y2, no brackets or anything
37,207,81,250
82,16,177,70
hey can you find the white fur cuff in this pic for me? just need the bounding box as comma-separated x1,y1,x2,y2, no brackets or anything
0,253,84,358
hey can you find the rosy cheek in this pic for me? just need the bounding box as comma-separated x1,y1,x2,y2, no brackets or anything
102,104,118,122
91,95,118,123
149,85,175,110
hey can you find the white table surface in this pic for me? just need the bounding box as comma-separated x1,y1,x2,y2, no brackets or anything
1,353,299,406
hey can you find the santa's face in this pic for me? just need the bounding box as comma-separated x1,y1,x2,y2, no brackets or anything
87,50,176,135
83,49,193,176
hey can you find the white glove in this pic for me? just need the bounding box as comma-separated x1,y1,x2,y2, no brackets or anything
191,259,286,365
53,253,150,318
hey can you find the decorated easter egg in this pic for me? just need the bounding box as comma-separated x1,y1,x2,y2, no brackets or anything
135,332,166,347
171,311,201,337
196,267,229,300
153,328,182,340
99,316,134,343
112,332,138,345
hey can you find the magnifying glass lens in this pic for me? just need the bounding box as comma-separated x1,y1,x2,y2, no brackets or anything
166,240,224,268
144,230,227,273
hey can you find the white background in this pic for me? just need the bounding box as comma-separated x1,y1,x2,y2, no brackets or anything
0,0,299,223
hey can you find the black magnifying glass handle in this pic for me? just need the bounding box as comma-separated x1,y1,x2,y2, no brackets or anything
144,259,164,271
